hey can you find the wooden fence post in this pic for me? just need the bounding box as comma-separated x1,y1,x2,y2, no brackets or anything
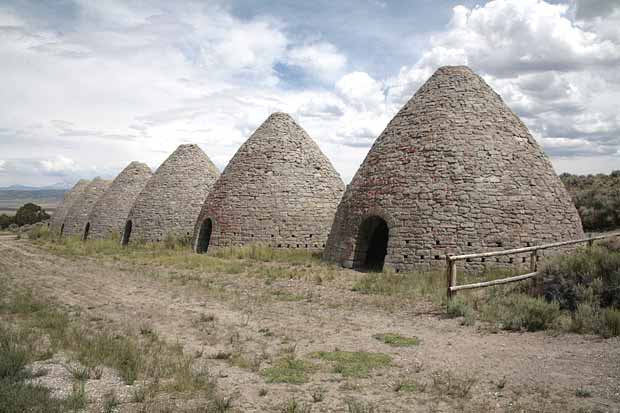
446,257,457,300
530,249,538,273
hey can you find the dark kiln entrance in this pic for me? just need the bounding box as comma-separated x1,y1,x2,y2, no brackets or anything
83,222,90,240
196,218,213,253
354,216,389,271
121,220,132,246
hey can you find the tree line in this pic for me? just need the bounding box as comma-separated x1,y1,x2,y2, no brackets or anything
561,171,620,232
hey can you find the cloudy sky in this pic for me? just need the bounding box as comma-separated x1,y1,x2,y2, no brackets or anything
0,0,619,187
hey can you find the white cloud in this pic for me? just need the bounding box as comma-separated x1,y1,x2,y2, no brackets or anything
40,156,78,174
336,72,385,112
385,0,620,163
286,42,347,83
0,160,5,172
0,0,618,187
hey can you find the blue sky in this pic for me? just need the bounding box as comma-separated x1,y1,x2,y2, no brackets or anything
0,0,619,186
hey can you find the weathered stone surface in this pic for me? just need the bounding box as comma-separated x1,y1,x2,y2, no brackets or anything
125,144,220,244
86,162,152,240
323,66,584,272
62,177,111,238
50,179,90,233
193,112,345,253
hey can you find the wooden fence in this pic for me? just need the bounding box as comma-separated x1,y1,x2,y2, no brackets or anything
446,231,620,300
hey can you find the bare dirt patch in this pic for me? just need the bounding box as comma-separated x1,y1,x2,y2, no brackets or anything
1,237,619,412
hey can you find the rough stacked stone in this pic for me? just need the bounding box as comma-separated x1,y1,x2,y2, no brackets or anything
323,66,584,272
50,179,90,233
86,162,152,240
125,144,220,244
193,112,345,253
62,177,111,238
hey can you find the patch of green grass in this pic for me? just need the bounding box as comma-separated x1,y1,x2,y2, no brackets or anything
393,380,422,393
260,356,316,384
310,351,391,377
373,333,420,347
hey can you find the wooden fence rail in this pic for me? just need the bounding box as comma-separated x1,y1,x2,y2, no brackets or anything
446,231,620,300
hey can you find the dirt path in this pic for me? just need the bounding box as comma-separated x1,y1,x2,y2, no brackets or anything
1,238,619,412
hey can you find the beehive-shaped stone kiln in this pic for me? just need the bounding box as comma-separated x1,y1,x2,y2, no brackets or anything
50,179,90,235
193,112,345,254
123,144,220,244
323,66,583,272
62,177,111,238
85,162,152,240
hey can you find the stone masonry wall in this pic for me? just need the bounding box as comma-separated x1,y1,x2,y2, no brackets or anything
50,179,90,233
193,112,345,253
87,161,152,240
62,177,111,238
323,66,584,273
125,144,220,243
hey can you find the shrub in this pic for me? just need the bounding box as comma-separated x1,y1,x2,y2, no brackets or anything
0,214,15,230
542,246,620,311
603,308,620,337
28,225,52,241
481,294,561,332
560,171,620,232
446,295,476,326
14,203,50,226
571,303,601,334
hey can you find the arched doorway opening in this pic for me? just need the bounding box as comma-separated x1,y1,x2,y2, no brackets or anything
354,216,389,271
121,220,132,246
196,218,213,253
83,222,90,240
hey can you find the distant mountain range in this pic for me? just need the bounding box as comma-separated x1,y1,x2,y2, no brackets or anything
0,183,71,191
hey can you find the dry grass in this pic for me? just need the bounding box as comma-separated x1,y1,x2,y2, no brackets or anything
0,284,230,411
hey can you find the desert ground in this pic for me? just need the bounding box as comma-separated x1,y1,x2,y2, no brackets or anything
1,234,618,412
